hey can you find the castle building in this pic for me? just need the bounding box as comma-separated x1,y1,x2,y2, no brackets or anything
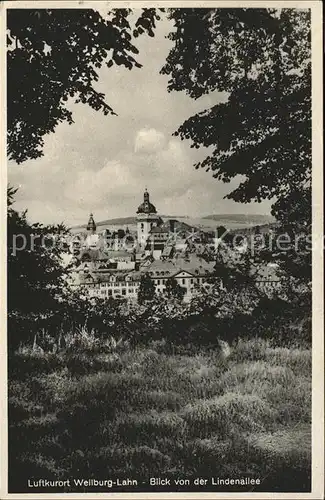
75,257,217,303
136,189,162,248
69,190,221,301
67,188,282,303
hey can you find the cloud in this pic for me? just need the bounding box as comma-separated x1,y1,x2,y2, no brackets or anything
134,128,166,154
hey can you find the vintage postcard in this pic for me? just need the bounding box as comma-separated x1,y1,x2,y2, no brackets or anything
0,1,324,499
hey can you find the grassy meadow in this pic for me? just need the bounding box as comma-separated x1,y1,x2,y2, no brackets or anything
8,336,311,493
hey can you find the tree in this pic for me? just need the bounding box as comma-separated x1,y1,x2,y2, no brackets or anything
164,277,186,301
137,273,156,304
161,8,311,226
161,8,312,310
7,8,162,163
216,225,227,238
7,187,69,348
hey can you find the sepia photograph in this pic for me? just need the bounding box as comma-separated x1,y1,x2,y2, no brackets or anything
1,1,323,498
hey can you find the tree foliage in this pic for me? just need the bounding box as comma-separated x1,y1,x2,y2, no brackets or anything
161,8,311,225
164,277,186,301
137,273,156,304
7,8,162,163
7,8,312,350
216,225,227,238
7,187,69,347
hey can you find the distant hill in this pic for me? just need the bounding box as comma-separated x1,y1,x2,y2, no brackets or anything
167,214,275,232
97,216,136,227
229,221,280,235
71,217,136,230
71,213,275,232
202,214,275,224
71,215,187,231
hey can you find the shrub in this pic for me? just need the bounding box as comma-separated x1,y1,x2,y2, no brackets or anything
247,425,311,465
9,351,65,379
182,393,273,438
245,425,311,490
117,411,187,443
266,377,311,424
135,390,186,411
219,361,296,392
231,337,271,362
265,347,311,376
95,445,171,476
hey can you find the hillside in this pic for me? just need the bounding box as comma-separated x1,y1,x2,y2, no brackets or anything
203,214,275,224
71,213,274,232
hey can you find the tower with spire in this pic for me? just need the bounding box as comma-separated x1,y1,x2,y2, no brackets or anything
136,188,160,247
85,213,100,249
86,213,96,234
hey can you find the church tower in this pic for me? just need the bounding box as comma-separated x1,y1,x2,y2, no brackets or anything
136,189,160,247
86,213,96,234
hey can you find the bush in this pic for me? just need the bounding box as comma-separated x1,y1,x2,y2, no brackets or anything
9,351,65,379
95,445,172,476
231,337,271,362
266,346,311,376
117,411,186,443
134,390,186,411
182,393,274,438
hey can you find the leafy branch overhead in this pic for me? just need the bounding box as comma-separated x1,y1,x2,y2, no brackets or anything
8,7,311,227
161,8,311,224
7,8,163,163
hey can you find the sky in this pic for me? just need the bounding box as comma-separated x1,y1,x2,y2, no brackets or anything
8,11,272,227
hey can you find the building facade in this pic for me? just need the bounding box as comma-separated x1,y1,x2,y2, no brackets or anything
68,189,281,302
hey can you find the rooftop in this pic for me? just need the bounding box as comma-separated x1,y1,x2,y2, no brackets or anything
137,188,157,215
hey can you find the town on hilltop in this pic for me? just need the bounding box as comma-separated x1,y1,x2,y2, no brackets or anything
67,189,281,302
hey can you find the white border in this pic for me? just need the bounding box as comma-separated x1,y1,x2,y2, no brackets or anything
0,1,323,499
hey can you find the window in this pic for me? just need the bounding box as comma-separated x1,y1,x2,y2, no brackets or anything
190,278,194,284
108,290,112,296
122,289,126,296
182,279,185,285
157,279,160,285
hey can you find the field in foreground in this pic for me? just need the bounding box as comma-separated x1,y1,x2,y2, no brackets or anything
8,337,311,493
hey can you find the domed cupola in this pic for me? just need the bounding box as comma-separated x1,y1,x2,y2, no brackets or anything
137,188,157,214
